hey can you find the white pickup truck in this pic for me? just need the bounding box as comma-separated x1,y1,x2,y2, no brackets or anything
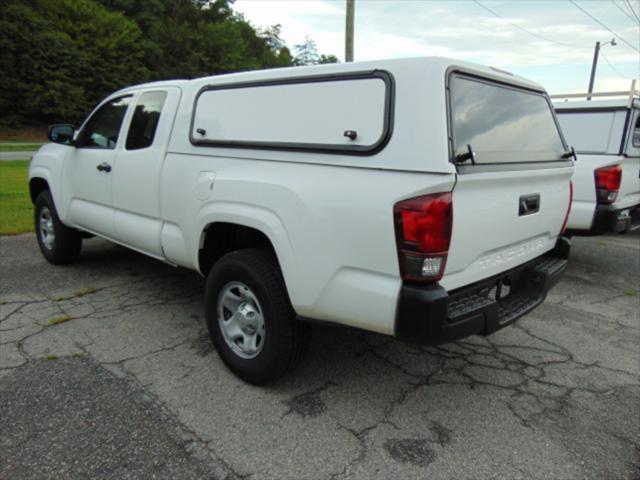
553,86,640,235
29,57,573,383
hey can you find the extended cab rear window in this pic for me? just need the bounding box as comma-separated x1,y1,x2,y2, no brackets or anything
450,74,565,165
190,71,394,155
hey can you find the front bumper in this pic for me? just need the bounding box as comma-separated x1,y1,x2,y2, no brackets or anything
394,237,570,345
590,204,640,234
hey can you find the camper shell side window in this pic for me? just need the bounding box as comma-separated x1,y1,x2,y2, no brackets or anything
554,108,632,156
189,70,395,156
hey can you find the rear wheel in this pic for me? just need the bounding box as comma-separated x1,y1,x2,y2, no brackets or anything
34,191,82,264
205,248,310,384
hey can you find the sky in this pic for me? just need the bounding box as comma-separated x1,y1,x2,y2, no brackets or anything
234,0,640,94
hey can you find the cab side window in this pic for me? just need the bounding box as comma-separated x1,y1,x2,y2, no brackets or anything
125,91,168,150
632,115,639,148
76,96,132,149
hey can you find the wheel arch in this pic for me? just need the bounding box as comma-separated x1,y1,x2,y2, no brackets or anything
198,222,279,276
29,176,51,205
195,205,298,296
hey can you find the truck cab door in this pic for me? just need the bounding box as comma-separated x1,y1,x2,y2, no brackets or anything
63,95,133,238
111,87,181,257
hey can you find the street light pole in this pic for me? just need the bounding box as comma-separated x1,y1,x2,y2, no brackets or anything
345,0,355,62
587,41,601,101
587,38,616,100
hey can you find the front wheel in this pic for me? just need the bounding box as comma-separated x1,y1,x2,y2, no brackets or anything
34,191,82,264
205,249,310,384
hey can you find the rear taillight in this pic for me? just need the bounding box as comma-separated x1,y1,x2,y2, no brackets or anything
393,192,452,283
594,165,622,204
560,181,573,235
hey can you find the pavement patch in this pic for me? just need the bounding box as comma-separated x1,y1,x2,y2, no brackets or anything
383,438,436,466
0,357,231,480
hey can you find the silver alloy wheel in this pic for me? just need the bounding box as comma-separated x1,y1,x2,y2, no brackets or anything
217,281,266,359
39,207,55,250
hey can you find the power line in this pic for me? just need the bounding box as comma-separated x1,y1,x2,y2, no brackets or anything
600,51,632,79
624,0,640,23
471,0,590,49
568,0,640,52
610,0,640,25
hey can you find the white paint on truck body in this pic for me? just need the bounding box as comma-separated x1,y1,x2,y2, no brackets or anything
30,57,573,336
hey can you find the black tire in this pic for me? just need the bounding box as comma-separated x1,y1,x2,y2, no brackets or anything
205,248,310,384
34,190,82,264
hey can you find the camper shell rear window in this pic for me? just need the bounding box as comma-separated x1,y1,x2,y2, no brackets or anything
448,73,566,166
190,70,394,156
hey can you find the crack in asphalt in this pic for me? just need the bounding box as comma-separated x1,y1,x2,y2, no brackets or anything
3,277,639,477
1,234,639,479
282,381,336,419
103,362,244,480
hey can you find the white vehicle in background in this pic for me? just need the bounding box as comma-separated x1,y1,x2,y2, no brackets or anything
552,82,640,235
29,57,573,384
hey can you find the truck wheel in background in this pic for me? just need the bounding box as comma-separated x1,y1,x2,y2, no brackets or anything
34,190,82,264
205,248,310,384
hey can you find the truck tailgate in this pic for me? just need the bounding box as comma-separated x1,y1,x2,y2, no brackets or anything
619,155,640,208
441,166,573,291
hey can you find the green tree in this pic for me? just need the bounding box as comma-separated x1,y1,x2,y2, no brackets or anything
293,36,319,66
258,24,294,67
0,0,148,126
318,54,339,64
0,0,338,129
97,0,292,78
294,36,339,66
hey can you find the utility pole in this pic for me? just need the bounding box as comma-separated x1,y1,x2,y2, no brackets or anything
345,0,355,62
587,41,600,101
587,38,616,100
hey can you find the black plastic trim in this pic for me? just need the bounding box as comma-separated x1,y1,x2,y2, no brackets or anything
189,70,395,156
455,160,572,174
395,239,570,345
554,106,629,114
573,151,618,156
577,204,640,235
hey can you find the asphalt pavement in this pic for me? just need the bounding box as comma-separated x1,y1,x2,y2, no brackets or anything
0,142,40,160
1,232,639,479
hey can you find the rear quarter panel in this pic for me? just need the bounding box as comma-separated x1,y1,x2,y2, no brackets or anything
160,153,455,334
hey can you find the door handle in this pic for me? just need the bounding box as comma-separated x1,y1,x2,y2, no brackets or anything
519,194,540,216
96,162,112,173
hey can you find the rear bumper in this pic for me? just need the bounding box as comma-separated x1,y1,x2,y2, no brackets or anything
590,204,640,234
394,237,570,345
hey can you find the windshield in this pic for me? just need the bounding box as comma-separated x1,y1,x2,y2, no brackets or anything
450,74,566,164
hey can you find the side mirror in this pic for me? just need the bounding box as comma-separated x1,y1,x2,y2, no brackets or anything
48,124,75,145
